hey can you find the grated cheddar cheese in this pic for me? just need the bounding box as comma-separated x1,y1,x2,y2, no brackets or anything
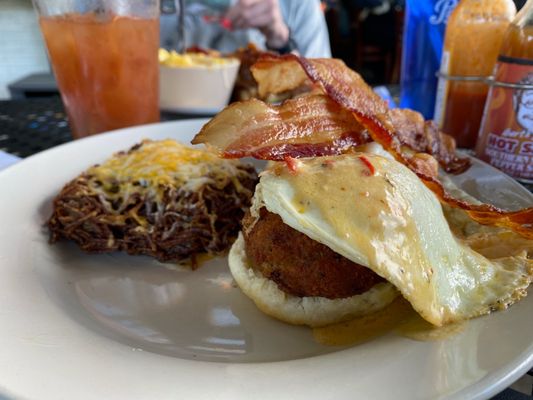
87,139,250,207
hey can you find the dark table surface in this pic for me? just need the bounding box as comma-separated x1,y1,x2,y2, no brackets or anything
0,97,215,157
0,96,532,400
0,97,71,157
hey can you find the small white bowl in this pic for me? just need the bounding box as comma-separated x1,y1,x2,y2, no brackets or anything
159,60,240,114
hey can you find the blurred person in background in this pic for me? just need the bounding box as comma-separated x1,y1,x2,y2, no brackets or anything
160,0,332,57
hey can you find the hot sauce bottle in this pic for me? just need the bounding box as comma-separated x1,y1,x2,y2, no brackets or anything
476,0,533,182
434,0,516,149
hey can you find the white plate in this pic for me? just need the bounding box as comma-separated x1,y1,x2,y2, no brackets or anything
0,119,532,400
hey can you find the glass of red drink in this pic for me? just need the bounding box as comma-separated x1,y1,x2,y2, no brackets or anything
32,0,160,139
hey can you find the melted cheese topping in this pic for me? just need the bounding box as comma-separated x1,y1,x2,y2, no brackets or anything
84,140,252,229
88,139,245,193
254,154,532,326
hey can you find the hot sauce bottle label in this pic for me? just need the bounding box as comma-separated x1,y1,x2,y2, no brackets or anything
476,56,533,182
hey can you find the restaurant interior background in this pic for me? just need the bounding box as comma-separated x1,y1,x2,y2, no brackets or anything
1,0,528,100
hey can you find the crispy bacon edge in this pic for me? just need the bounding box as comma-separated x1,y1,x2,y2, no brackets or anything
387,108,470,174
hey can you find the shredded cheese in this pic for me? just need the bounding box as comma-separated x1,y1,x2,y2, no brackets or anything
90,140,228,184
86,139,250,210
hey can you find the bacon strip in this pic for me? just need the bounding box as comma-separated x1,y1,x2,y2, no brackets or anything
192,94,369,160
197,57,468,172
193,96,461,175
291,56,533,238
253,56,470,174
388,109,470,174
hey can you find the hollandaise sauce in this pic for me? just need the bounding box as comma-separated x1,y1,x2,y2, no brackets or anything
281,154,436,319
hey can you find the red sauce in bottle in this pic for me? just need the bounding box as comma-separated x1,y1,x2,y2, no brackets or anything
434,0,516,148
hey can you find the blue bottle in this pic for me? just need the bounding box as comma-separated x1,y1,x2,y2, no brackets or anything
399,0,458,119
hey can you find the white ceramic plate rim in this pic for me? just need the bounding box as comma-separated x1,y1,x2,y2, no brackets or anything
0,119,532,400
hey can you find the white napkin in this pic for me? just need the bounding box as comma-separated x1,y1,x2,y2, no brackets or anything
0,150,21,171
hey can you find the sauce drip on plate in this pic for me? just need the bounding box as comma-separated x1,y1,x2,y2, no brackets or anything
313,298,466,346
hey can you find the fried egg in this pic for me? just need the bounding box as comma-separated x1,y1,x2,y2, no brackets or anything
253,153,533,326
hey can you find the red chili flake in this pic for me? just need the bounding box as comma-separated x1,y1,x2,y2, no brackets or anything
359,155,375,176
284,155,299,173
